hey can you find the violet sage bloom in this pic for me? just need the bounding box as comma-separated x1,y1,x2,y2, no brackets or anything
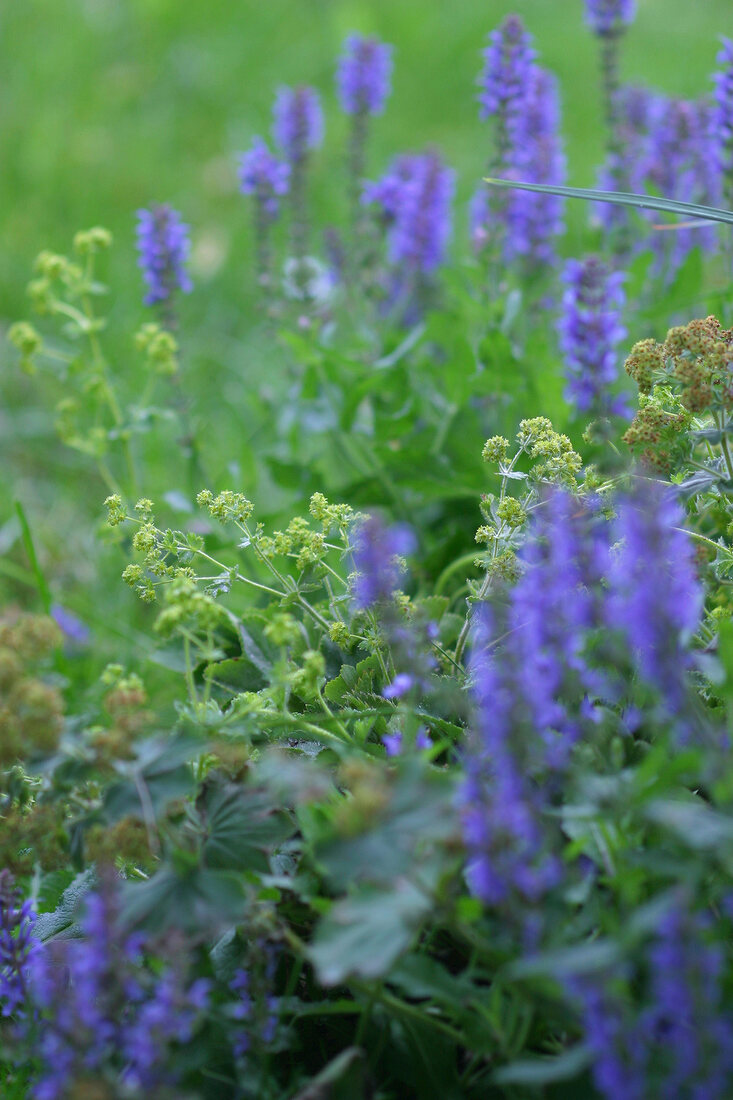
474,20,565,267
608,482,703,726
478,14,536,135
363,152,454,275
25,883,211,1099
272,86,323,264
713,37,733,204
238,137,290,218
570,904,733,1099
584,0,636,36
638,98,720,276
272,85,324,164
0,870,37,1019
238,137,291,285
136,205,193,306
336,34,393,116
557,255,627,418
351,517,415,609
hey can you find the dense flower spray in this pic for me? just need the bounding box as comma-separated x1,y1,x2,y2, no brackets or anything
238,137,290,286
23,883,211,1099
272,86,324,265
136,204,193,308
712,38,733,210
557,255,627,418
461,482,704,918
473,18,565,268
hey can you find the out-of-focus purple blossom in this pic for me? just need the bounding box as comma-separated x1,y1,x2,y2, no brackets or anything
136,205,193,306
50,603,89,647
383,672,414,699
0,870,38,1019
337,34,393,116
505,67,566,266
272,86,324,163
608,482,703,726
713,37,733,194
383,727,432,756
570,903,733,1099
584,0,636,36
24,882,210,1098
363,152,454,275
478,15,536,128
351,517,415,609
638,98,720,275
557,255,628,418
592,87,664,237
238,137,290,218
461,608,562,908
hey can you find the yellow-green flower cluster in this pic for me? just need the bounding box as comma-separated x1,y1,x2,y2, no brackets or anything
197,489,254,523
135,323,179,377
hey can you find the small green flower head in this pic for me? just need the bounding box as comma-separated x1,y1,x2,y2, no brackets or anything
135,323,179,376
104,494,126,527
482,436,510,463
34,251,70,280
329,621,351,647
8,321,42,357
291,649,326,698
496,497,526,528
199,489,254,524
27,277,53,314
264,613,300,647
131,522,159,556
73,227,113,255
134,498,155,520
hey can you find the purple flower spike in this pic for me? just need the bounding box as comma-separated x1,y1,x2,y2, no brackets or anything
713,37,733,194
584,0,636,36
0,871,38,1019
272,86,324,163
337,34,393,116
351,517,415,609
557,255,627,418
363,152,454,274
609,483,702,722
136,205,193,306
238,137,290,218
478,14,536,125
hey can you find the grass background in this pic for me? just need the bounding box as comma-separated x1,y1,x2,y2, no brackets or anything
1,0,730,664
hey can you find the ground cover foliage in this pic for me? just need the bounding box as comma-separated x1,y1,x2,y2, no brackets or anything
4,3,733,1097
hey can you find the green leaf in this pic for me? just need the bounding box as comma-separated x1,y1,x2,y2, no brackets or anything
483,178,733,226
290,1049,367,1100
120,866,246,933
309,881,431,984
33,869,96,941
493,1045,592,1086
198,776,294,873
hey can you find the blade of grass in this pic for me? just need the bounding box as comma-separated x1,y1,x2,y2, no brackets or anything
14,499,52,614
483,179,733,227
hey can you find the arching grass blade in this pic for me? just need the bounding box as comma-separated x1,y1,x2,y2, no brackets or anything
483,178,733,227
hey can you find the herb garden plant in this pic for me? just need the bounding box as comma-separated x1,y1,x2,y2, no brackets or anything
3,3,733,1097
